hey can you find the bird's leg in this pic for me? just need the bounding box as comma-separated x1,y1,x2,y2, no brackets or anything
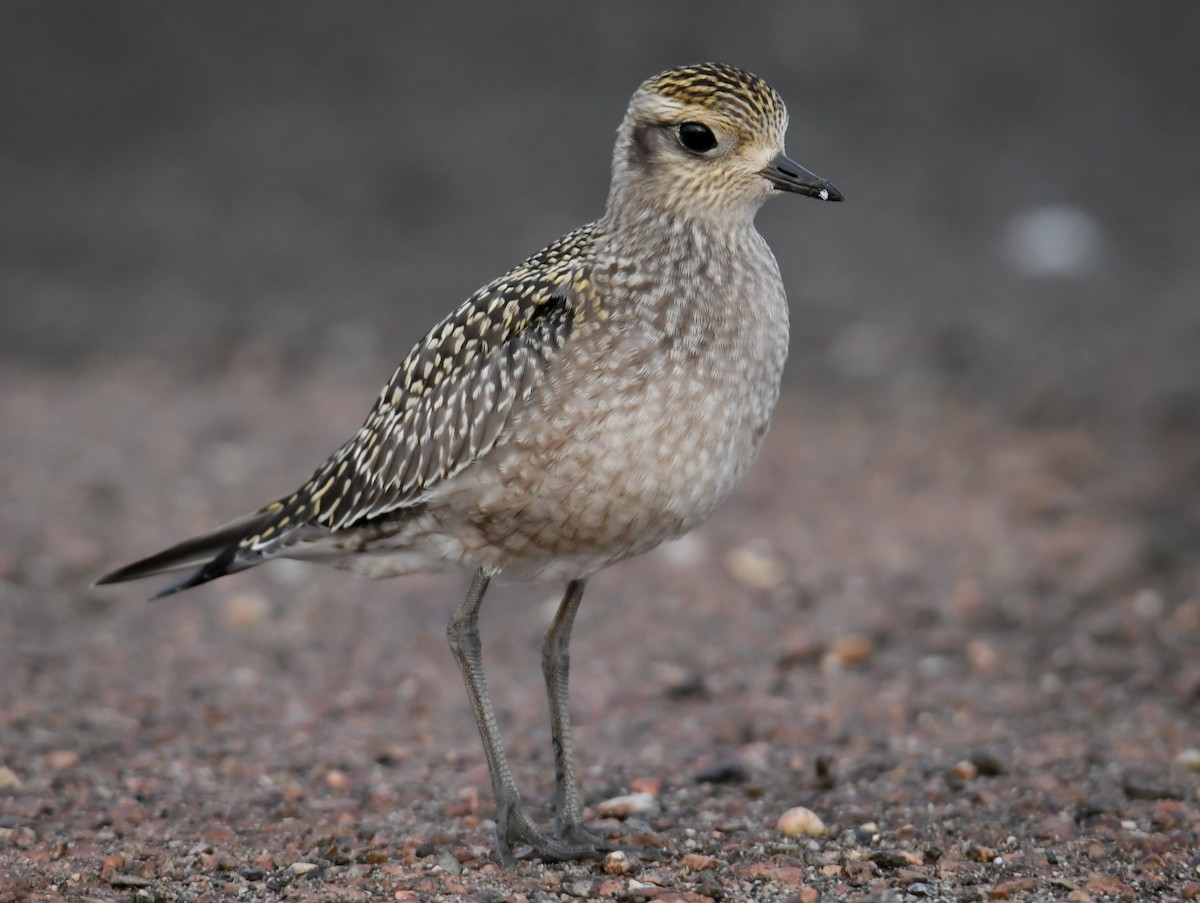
542,579,611,848
447,568,607,865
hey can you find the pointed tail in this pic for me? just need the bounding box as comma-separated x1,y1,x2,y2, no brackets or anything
95,509,275,599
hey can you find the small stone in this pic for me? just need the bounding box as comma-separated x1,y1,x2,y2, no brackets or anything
966,640,1001,674
1084,873,1129,896
102,854,126,871
1131,588,1164,619
827,633,874,667
694,761,747,784
289,861,319,876
221,591,271,627
951,578,986,621
1123,779,1178,801
725,544,786,590
596,878,625,896
966,844,998,862
947,760,978,782
324,769,350,791
630,775,661,796
1174,748,1200,771
970,751,1006,776
566,878,595,897
603,851,632,875
990,878,1038,899
0,766,22,789
45,749,81,770
870,851,911,870
682,853,718,872
776,806,826,837
595,791,657,819
104,872,150,889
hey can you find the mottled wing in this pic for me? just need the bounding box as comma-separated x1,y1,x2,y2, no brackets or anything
239,225,598,555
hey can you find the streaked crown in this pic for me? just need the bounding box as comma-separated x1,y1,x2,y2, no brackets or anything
608,62,796,223
642,63,787,138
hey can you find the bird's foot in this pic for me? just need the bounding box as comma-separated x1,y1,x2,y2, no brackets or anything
555,819,611,849
495,797,612,865
555,817,669,863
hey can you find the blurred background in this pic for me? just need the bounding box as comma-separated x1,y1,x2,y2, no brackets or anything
3,2,1198,417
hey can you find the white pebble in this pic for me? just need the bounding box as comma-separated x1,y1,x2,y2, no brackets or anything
603,850,632,875
595,791,658,819
1174,748,1200,771
776,806,826,837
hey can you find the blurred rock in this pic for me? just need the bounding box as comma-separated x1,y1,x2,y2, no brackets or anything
724,543,787,591
1005,205,1103,277
595,791,657,819
221,591,272,628
776,806,826,837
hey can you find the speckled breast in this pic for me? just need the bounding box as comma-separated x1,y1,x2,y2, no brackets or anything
432,233,790,582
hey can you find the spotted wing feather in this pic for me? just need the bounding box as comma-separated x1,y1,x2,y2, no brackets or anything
238,227,594,554
96,225,598,597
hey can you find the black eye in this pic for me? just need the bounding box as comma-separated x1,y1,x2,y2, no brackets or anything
678,122,718,153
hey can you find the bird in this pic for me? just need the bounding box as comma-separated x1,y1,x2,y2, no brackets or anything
97,62,843,865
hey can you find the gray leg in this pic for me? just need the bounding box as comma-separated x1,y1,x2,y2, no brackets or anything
542,579,610,846
446,568,608,864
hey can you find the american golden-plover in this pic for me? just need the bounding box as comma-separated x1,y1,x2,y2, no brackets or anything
99,62,843,864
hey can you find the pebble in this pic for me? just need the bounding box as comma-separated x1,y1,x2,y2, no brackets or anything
826,633,874,668
725,544,787,590
1131,588,1164,619
0,766,23,788
966,639,1001,674
221,591,271,628
776,806,826,837
947,759,978,782
324,769,350,791
682,853,719,872
595,791,657,819
966,843,998,862
630,775,661,796
289,861,319,876
45,749,81,770
603,851,632,875
1174,748,1200,772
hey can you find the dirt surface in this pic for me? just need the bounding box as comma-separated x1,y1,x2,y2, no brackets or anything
2,359,1198,901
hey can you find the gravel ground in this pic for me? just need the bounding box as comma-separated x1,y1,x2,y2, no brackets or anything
2,359,1198,901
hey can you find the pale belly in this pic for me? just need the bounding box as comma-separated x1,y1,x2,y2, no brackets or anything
408,331,783,581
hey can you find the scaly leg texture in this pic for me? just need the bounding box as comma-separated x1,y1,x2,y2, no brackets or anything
542,579,613,849
446,569,608,864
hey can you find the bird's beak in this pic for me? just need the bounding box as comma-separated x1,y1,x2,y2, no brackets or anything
761,153,844,202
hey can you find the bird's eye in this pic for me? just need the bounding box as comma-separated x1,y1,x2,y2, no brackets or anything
677,122,718,154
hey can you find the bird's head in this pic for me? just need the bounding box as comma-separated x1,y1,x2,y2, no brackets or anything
609,62,842,227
